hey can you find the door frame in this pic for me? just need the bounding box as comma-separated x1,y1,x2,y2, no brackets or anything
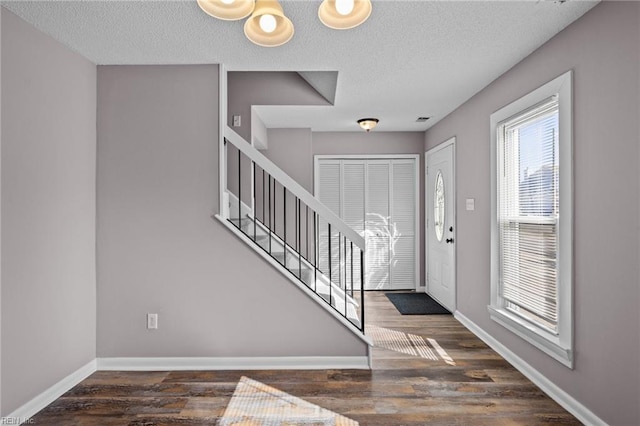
314,154,421,291
425,137,456,311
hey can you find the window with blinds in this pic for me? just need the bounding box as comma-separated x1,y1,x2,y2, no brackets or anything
497,97,559,332
489,70,573,368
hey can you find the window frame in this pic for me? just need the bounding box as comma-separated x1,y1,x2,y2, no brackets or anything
489,71,573,368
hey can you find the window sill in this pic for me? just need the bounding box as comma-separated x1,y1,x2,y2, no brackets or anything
488,306,573,369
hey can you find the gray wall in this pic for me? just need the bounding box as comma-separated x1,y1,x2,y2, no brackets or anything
424,2,639,424
1,9,97,415
228,72,330,142
313,132,426,288
265,128,313,192
97,65,367,358
227,72,329,208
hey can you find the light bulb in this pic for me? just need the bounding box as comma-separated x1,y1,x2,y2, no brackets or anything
335,0,354,16
220,0,235,4
259,14,277,33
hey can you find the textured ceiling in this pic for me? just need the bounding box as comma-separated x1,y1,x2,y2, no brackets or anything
1,0,599,132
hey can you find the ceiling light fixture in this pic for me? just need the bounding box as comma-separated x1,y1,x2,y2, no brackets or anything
357,118,379,132
197,0,373,47
318,0,372,30
197,0,255,21
244,0,294,47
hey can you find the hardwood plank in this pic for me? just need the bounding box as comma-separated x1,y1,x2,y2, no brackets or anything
29,292,581,425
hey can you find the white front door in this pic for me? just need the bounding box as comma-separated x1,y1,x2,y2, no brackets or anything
426,139,456,311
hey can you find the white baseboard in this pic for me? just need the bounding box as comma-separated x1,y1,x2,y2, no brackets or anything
6,355,368,423
6,359,97,424
97,356,370,371
454,311,607,426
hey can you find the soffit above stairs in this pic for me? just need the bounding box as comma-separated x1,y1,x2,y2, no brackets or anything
297,71,338,106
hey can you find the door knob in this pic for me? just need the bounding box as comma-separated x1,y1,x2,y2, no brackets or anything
446,238,454,244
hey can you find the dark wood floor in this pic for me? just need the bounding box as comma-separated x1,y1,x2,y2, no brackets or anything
30,292,580,425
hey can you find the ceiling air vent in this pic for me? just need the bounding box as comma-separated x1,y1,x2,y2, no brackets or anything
416,117,431,123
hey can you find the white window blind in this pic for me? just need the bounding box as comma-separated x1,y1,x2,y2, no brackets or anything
490,71,572,367
497,96,559,332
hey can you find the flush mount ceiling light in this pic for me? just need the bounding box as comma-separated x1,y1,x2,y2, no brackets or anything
318,0,372,30
357,118,379,132
197,0,255,21
244,0,294,47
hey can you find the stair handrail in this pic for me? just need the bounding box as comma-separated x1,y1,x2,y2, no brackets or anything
224,126,365,250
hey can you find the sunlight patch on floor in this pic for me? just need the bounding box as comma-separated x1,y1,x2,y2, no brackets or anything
427,337,456,365
220,376,359,425
367,324,456,365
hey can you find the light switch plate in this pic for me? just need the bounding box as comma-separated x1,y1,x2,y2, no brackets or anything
466,198,475,211
233,115,241,127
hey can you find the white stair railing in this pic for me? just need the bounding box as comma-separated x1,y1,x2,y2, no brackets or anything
221,127,366,331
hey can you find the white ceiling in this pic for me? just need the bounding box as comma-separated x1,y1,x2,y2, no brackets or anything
1,0,599,132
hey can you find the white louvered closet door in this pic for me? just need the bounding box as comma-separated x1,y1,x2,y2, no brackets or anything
390,160,416,289
365,161,391,290
342,161,365,290
317,161,341,277
316,157,417,291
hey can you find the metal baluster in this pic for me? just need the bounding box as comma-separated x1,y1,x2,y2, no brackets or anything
262,169,265,225
237,148,241,230
253,162,256,241
306,205,309,261
298,198,302,279
338,233,347,318
223,138,228,218
350,241,354,298
313,212,317,293
273,178,276,255
360,249,365,332
339,232,344,316
328,223,332,308
283,186,287,268
268,175,272,254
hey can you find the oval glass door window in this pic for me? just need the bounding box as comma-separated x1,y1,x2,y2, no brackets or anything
434,170,445,242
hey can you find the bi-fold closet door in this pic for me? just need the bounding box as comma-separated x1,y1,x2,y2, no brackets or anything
317,158,417,290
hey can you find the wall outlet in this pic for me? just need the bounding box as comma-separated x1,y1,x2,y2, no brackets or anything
147,313,158,329
233,115,241,127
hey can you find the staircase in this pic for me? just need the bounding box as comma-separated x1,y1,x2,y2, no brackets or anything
218,127,366,334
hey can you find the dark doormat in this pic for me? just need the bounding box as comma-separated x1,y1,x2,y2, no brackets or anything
385,292,451,315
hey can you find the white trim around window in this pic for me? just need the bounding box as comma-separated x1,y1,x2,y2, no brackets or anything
489,71,573,368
